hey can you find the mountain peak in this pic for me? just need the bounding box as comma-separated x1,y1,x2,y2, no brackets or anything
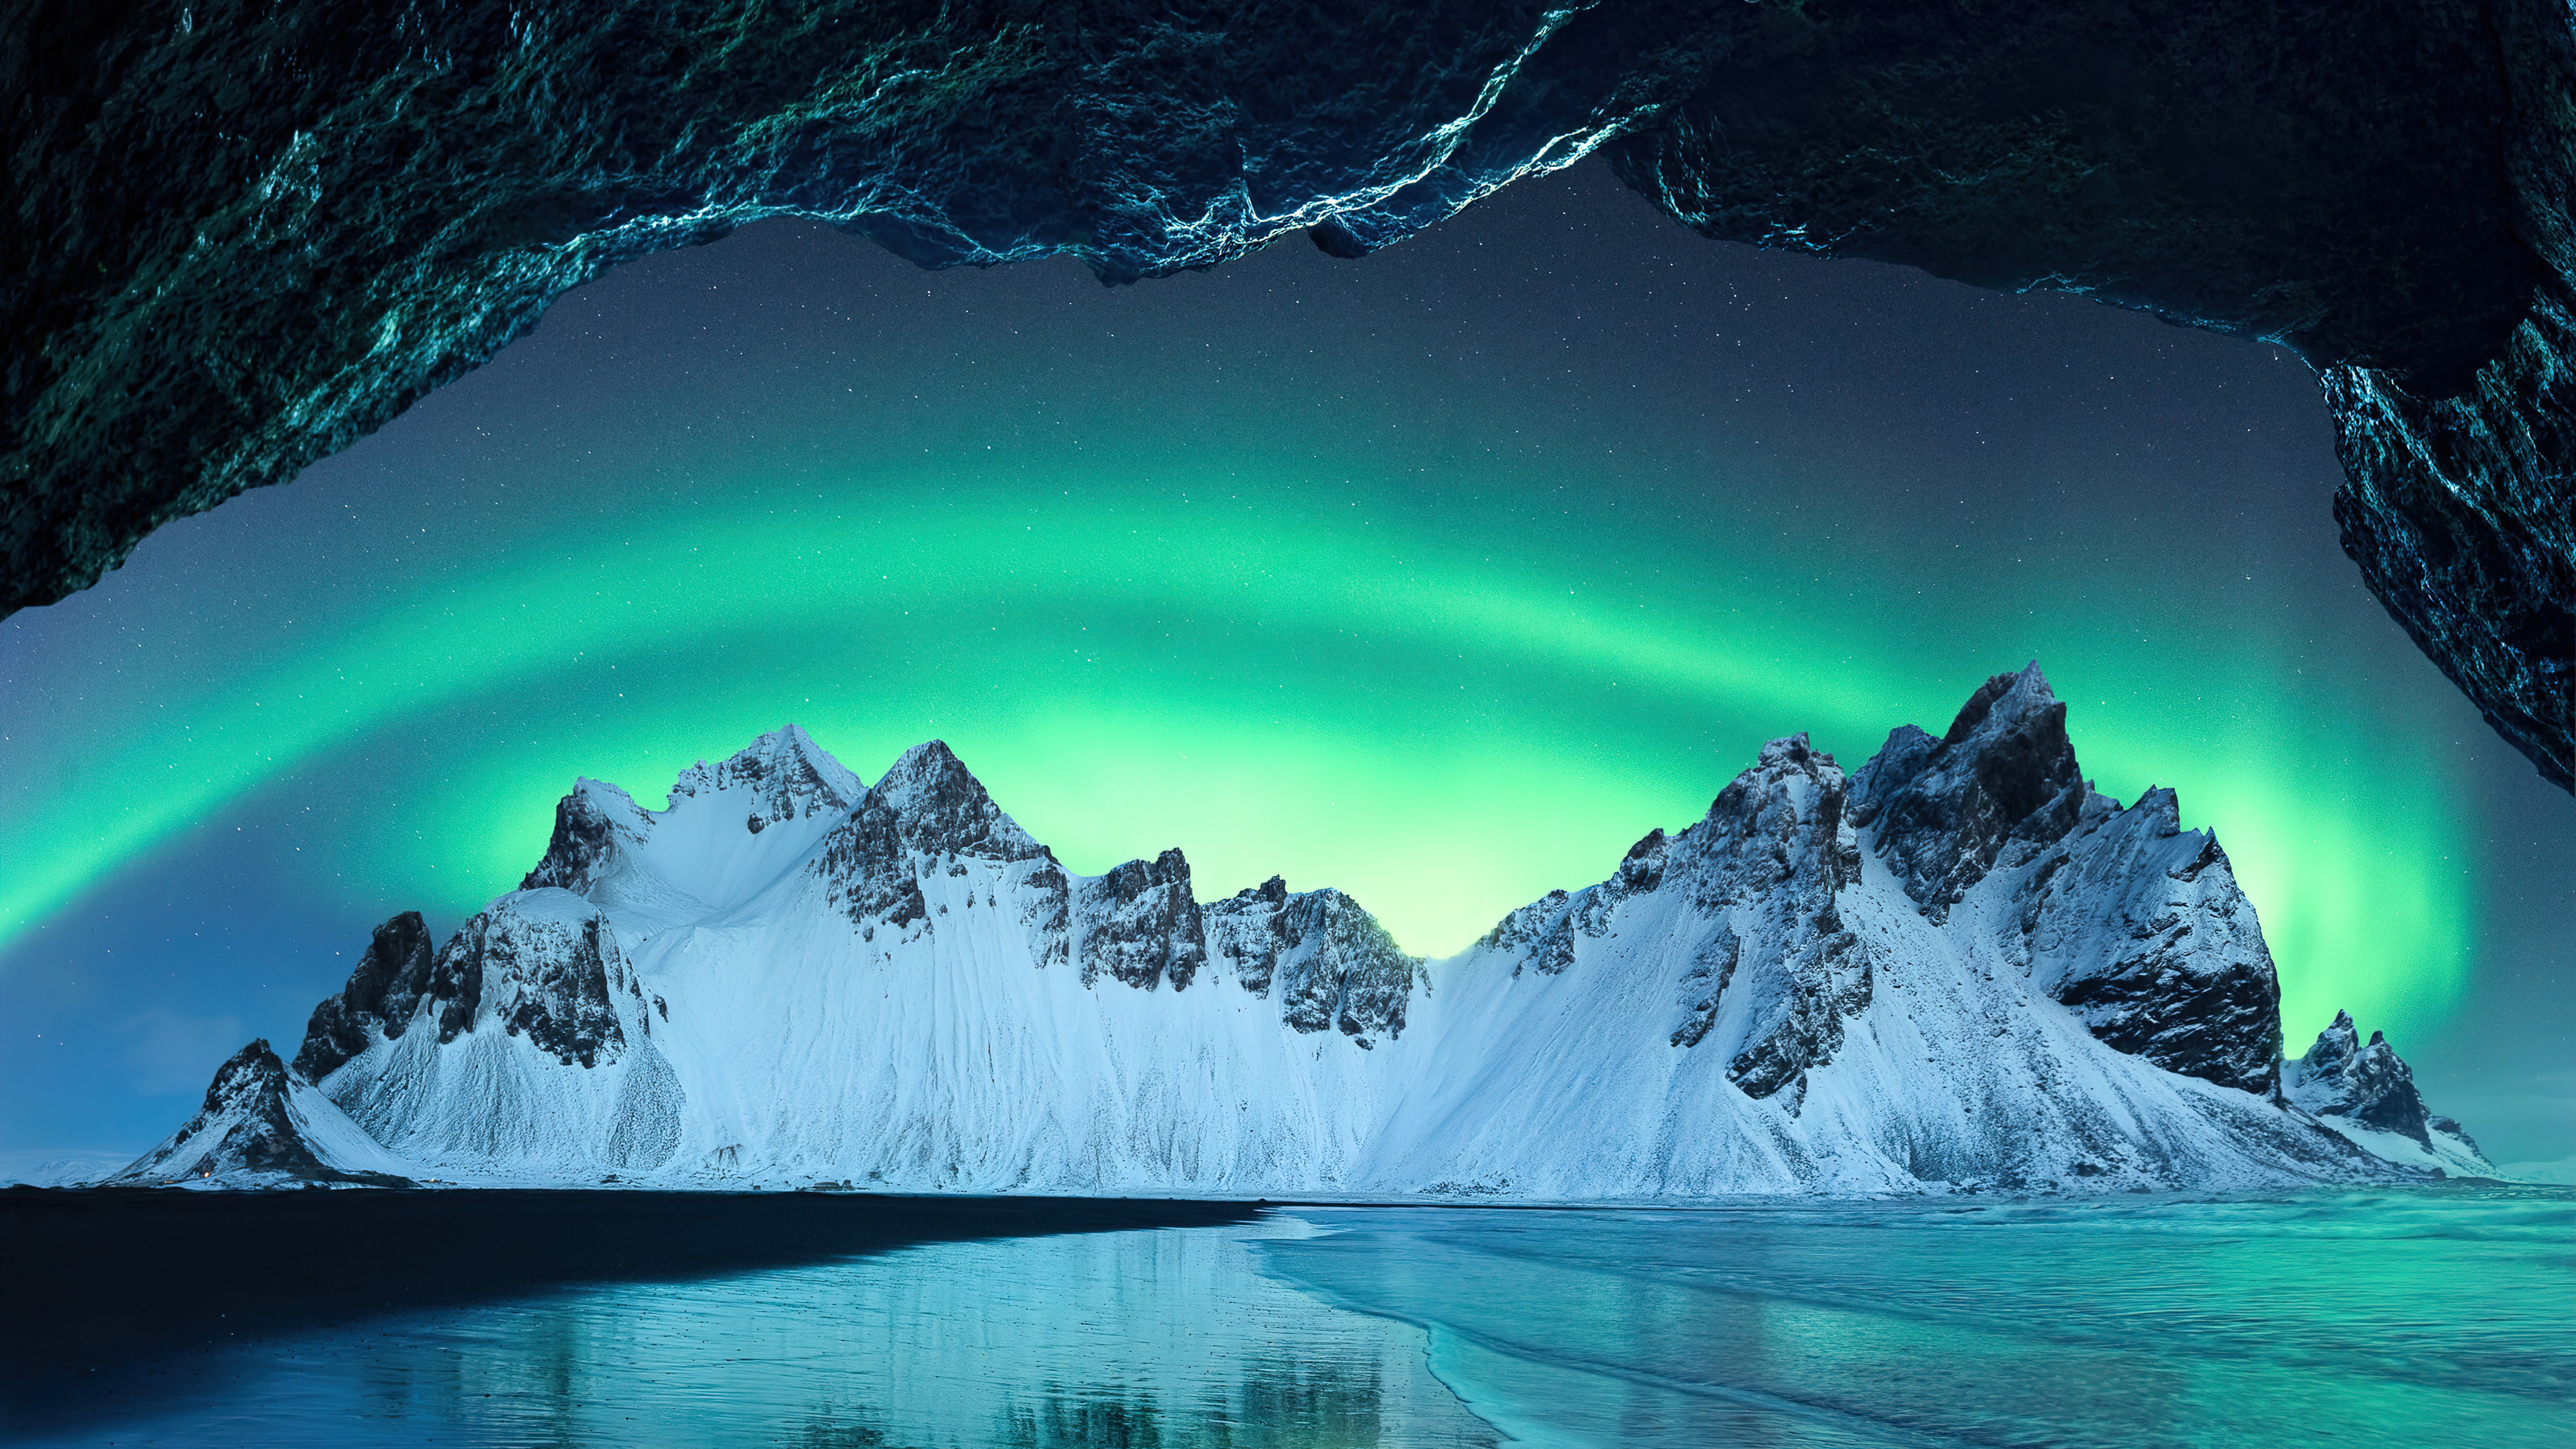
1942,661,2059,745
1754,732,1834,773
1850,660,2084,921
109,1038,412,1188
673,724,863,826
2284,1013,2489,1173
812,741,1047,931
877,738,973,796
521,778,648,896
205,1037,290,1110
2304,1010,2364,1075
869,741,1035,857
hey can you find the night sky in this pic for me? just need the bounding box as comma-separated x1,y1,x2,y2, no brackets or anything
4,161,2568,1174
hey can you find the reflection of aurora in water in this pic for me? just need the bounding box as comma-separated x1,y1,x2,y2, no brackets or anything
26,1190,2571,1448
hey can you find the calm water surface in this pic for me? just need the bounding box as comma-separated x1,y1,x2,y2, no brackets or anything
13,1185,2569,1447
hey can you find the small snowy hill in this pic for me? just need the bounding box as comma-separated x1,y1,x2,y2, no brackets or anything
2284,1011,2493,1177
122,666,2492,1193
109,1039,414,1188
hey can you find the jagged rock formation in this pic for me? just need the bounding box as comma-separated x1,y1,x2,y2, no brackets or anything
2323,295,2576,789
121,669,2490,1194
109,1040,411,1188
1075,849,1207,992
3,2,2569,786
1852,666,2283,1094
292,910,436,1081
2284,1011,2496,1177
1205,877,1421,1043
288,890,639,1079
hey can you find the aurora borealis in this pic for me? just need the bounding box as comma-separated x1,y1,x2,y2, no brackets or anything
4,163,2568,1169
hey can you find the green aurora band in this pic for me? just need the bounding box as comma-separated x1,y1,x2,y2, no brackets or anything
0,458,2470,1044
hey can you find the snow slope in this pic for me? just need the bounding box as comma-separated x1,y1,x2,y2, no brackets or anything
131,669,2492,1193
109,1039,414,1188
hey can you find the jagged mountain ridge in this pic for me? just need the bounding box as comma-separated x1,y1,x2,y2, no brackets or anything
2284,1011,2493,1177
121,665,2492,1193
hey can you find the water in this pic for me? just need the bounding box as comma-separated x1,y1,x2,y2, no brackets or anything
7,1185,2567,1447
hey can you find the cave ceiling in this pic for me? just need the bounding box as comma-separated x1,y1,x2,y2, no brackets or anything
5,0,2568,787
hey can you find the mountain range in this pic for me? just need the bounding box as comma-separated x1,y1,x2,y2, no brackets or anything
113,664,2492,1195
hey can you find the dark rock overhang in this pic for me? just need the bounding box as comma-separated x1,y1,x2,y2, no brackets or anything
5,0,2567,786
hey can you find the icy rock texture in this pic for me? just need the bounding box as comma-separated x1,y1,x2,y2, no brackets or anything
439,894,635,1070
6,3,2572,787
1852,665,2282,1093
1075,849,1207,992
289,892,639,1076
817,740,1067,956
307,892,681,1176
1482,734,1873,1109
1205,877,1422,1043
291,910,436,1080
154,681,2484,1196
109,1039,411,1188
1850,669,2084,924
2323,292,2576,789
2284,1012,2497,1177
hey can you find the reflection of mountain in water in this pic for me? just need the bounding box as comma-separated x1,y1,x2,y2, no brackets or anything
364,1221,1495,1449
996,1354,1401,1449
17,1195,2562,1448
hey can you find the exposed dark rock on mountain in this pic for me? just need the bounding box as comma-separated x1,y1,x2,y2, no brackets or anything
1205,878,1421,1042
1075,848,1208,991
868,741,1043,863
292,910,435,1081
1692,737,1873,1108
819,739,1060,944
289,891,638,1079
458,901,632,1069
675,721,863,829
1850,667,2084,925
109,1039,409,1187
2024,784,2283,1095
4,2,2569,784
2296,1012,2434,1139
2284,1011,2492,1172
521,783,642,897
1481,730,1877,1110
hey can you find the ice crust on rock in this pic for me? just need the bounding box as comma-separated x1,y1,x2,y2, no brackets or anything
131,685,2489,1194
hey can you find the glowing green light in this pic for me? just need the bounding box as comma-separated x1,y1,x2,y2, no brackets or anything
0,462,2471,1044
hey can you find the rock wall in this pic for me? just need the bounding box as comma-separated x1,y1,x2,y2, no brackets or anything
6,0,2567,782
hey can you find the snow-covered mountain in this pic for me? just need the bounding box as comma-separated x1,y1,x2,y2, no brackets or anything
109,1039,413,1189
2283,1011,2492,1177
119,665,2493,1194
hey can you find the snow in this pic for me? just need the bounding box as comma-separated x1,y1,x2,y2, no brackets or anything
0,1151,131,1186
126,695,2489,1195
250,718,2472,1196
106,1044,415,1188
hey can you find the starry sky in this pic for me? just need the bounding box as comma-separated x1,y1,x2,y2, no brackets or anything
4,161,2568,1173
